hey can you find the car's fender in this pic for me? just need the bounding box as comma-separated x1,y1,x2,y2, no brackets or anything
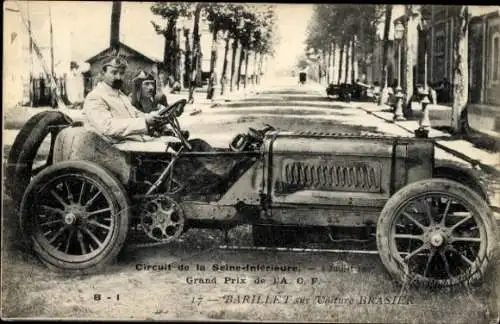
433,160,490,204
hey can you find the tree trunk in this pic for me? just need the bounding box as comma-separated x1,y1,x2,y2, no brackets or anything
351,35,356,82
244,49,250,88
183,28,191,89
110,1,121,52
345,41,350,84
322,49,327,84
230,38,238,92
337,41,344,84
379,4,393,106
258,53,264,85
252,51,258,85
207,28,218,99
404,5,418,115
318,50,322,84
175,27,181,82
452,6,469,131
220,34,230,95
254,52,259,85
332,42,336,84
327,43,332,84
189,4,202,103
237,45,245,90
381,5,393,87
164,18,177,83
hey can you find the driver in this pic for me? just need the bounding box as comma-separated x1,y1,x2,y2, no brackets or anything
83,56,169,143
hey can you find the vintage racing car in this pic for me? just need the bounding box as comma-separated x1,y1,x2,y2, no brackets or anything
5,99,497,287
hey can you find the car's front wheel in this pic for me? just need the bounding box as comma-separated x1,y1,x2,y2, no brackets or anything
20,160,130,274
376,179,497,288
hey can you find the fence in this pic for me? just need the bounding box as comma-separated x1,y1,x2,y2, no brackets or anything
29,75,69,107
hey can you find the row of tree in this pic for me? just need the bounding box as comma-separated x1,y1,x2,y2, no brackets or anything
150,3,277,101
301,4,384,85
302,4,471,131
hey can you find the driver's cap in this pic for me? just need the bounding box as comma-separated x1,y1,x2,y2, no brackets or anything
102,56,128,70
133,70,155,85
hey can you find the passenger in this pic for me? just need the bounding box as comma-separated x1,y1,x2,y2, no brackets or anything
130,70,168,114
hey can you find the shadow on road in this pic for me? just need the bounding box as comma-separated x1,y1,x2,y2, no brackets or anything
223,101,348,110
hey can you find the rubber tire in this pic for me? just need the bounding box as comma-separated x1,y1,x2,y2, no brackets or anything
6,111,73,204
20,160,130,275
433,162,489,204
376,178,497,288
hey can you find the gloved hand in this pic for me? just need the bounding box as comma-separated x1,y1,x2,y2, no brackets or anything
145,110,167,128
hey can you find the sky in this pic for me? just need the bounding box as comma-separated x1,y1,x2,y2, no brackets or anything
5,2,499,76
4,1,316,75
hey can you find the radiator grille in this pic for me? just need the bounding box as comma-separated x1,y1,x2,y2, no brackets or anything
282,162,381,192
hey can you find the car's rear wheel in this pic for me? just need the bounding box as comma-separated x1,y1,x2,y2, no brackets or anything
20,160,130,274
377,179,497,288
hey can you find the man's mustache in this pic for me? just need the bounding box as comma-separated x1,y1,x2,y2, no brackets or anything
111,79,123,89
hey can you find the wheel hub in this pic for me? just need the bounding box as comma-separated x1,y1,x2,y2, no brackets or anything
425,225,449,248
63,205,87,226
430,233,444,247
64,212,77,225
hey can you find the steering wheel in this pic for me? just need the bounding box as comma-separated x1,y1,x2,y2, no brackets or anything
158,99,187,119
157,99,192,151
248,127,263,141
248,124,276,141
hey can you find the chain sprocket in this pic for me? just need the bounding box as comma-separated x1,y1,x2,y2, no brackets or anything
128,195,185,248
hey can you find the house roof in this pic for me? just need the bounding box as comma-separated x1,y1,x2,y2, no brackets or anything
85,41,162,64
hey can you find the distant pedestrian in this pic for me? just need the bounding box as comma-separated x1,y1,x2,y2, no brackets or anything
299,72,306,85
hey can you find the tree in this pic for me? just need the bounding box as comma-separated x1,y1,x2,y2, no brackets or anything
304,4,383,85
403,5,420,116
254,5,278,84
151,2,191,83
230,37,239,92
451,5,469,131
220,31,231,95
204,3,235,99
379,4,393,105
183,28,191,88
189,3,203,103
338,42,344,83
235,8,258,90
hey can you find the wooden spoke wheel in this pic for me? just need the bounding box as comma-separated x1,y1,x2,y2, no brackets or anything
20,161,130,274
377,179,497,288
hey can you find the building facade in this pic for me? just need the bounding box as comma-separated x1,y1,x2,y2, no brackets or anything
85,42,162,96
469,10,500,106
390,5,500,106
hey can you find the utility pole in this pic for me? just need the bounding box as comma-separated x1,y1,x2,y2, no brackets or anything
49,4,54,78
48,4,57,107
110,1,121,53
14,2,66,109
28,2,33,106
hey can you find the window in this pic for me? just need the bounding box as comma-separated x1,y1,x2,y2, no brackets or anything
435,32,446,56
492,33,500,84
